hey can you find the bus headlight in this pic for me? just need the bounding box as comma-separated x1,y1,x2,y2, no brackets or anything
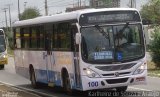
83,68,100,78
2,54,7,58
133,63,146,75
0,54,7,59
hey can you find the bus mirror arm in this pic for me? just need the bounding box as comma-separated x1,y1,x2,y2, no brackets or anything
75,33,81,44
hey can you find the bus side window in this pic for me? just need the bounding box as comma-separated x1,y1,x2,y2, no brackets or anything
30,27,38,49
53,24,58,50
13,28,16,48
38,26,45,49
45,33,52,51
44,24,53,51
21,28,30,49
15,28,21,49
56,23,72,51
71,25,79,52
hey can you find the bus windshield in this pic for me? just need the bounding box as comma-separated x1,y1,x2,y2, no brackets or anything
81,24,145,63
0,35,6,52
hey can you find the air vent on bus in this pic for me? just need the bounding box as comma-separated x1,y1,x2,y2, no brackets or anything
96,63,136,71
106,78,128,84
102,72,131,77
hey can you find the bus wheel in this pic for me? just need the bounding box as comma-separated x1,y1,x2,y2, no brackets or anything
0,65,4,70
30,68,38,88
63,72,73,95
116,86,128,92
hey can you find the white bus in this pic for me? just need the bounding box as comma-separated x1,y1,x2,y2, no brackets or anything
0,29,8,69
13,8,147,93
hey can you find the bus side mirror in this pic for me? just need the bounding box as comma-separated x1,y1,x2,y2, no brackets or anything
75,33,81,44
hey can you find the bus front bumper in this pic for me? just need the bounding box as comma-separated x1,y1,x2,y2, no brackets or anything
81,70,147,91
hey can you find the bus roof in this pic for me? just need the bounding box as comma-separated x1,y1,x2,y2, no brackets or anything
13,8,139,27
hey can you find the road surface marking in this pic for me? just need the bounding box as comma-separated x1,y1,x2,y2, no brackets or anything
0,81,57,97
129,87,152,91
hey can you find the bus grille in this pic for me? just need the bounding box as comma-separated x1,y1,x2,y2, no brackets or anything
102,72,131,77
95,63,136,71
106,78,128,84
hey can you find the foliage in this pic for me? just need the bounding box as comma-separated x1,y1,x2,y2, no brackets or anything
149,26,160,68
3,28,14,50
20,7,41,20
141,0,160,25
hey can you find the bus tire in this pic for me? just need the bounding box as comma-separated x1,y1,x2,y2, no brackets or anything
30,68,38,89
116,86,128,92
0,65,4,70
62,70,73,95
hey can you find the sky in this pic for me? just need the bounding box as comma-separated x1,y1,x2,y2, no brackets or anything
0,0,149,27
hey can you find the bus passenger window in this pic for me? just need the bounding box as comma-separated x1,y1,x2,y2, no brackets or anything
71,25,79,52
21,28,30,49
38,26,45,49
30,27,38,49
57,23,71,51
15,28,21,49
45,33,52,51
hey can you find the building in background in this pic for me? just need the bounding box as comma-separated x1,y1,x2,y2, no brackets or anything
129,0,136,8
66,6,90,12
90,0,120,8
66,0,120,12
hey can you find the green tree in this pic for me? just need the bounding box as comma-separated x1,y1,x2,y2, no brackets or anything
20,7,41,20
150,26,160,68
141,0,160,24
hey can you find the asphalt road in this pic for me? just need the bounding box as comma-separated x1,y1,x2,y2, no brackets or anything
0,57,160,97
0,83,41,97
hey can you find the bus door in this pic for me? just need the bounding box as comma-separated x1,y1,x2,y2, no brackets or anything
45,29,55,86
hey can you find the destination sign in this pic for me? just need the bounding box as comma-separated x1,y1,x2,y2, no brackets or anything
79,11,141,26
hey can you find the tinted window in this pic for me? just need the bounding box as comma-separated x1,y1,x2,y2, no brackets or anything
15,28,21,48
30,27,37,48
56,23,71,50
38,26,45,49
21,28,30,48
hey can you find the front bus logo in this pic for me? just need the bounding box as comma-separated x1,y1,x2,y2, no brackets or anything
114,72,119,77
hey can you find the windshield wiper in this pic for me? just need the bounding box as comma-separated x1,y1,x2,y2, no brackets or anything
115,22,129,40
95,25,111,46
120,22,129,33
95,25,109,38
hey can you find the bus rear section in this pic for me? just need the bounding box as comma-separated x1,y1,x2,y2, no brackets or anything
0,29,8,69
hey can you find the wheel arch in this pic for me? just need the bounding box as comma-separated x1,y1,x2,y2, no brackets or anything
61,67,71,86
29,64,34,73
61,67,69,78
29,64,34,80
